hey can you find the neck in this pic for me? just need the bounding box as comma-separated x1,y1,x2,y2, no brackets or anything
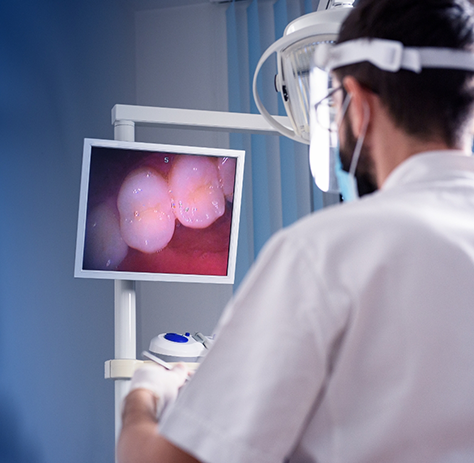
373,134,447,186
368,104,471,187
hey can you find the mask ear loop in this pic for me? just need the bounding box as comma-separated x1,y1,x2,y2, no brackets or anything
336,90,352,130
348,100,370,178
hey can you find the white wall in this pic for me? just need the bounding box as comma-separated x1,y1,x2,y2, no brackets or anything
134,3,234,351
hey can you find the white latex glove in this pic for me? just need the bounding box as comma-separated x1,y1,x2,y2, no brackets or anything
128,363,189,419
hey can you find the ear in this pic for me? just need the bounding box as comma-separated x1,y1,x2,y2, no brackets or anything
342,76,372,138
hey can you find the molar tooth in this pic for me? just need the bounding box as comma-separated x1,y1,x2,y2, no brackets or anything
117,167,175,253
169,155,225,229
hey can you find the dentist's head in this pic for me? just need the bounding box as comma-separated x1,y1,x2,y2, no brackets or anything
331,0,474,191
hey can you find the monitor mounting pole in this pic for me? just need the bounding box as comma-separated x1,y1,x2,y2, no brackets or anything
113,120,137,443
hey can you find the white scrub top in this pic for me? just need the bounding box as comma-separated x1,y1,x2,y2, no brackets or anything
161,151,474,463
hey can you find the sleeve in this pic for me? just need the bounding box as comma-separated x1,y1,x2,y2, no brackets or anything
159,228,348,463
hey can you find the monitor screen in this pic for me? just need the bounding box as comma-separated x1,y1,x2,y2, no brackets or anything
75,138,245,284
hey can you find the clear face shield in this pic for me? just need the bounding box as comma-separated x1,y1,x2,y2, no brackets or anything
309,38,474,200
309,70,357,200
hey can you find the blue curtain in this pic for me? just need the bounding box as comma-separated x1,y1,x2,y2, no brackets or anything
227,0,327,288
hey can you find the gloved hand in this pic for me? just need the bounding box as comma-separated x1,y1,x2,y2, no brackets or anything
128,362,189,420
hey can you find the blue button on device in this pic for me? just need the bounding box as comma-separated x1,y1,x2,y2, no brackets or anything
164,333,189,343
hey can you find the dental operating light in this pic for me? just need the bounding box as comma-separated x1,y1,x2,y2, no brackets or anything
252,3,354,195
252,4,354,144
253,3,474,145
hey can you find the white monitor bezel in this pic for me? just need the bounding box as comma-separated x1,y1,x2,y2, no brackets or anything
74,138,245,284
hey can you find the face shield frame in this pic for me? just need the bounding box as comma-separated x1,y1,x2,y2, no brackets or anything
320,38,474,73
313,38,474,198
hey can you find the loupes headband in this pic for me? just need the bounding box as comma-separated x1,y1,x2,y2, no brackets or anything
315,38,474,73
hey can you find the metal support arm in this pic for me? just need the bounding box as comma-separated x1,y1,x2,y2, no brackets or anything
112,104,291,135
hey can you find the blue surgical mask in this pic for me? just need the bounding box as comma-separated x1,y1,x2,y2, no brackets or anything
336,100,370,202
335,152,359,202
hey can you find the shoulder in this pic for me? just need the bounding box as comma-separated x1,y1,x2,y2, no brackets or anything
269,190,419,272
280,191,394,245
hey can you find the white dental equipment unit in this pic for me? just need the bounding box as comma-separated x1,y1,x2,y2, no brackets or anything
102,0,357,445
106,109,290,442
147,332,213,363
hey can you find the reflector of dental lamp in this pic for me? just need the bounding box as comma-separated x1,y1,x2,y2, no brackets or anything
252,5,353,194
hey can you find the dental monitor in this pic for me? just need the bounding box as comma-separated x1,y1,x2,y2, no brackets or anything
74,138,245,284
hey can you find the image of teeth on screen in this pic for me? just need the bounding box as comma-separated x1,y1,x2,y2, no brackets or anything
76,140,243,282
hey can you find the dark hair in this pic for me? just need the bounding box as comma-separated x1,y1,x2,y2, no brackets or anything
333,0,474,146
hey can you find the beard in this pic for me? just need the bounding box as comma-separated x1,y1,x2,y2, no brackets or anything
338,117,378,197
